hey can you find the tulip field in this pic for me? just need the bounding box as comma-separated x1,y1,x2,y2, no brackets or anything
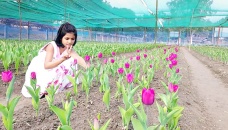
0,39,228,130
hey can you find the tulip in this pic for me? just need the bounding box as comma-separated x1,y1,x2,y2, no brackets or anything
149,64,153,68
103,58,108,64
171,59,177,66
130,57,133,60
136,49,140,52
142,88,155,105
125,62,130,69
169,64,173,69
94,118,99,130
175,47,178,52
110,58,115,63
143,54,147,58
84,55,90,61
72,59,77,66
98,52,103,58
111,51,116,56
118,68,124,74
168,83,179,92
136,56,140,61
126,73,134,83
30,72,36,79
1,70,13,83
176,68,180,73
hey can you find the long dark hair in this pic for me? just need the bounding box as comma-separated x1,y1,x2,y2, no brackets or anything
55,22,77,48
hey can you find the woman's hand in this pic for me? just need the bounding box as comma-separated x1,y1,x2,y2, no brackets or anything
62,45,72,60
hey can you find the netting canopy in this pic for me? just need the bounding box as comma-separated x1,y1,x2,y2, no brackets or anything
0,0,228,28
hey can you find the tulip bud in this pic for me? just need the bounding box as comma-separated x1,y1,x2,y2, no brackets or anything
94,118,99,130
126,73,134,83
168,83,179,92
84,55,90,61
98,52,103,58
111,51,116,56
125,62,130,69
30,72,36,79
1,70,13,83
118,68,124,74
142,88,155,105
110,58,115,63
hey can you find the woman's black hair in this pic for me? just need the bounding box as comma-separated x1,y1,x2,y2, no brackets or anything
55,22,77,48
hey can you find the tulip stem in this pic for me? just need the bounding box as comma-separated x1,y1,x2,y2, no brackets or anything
144,104,150,127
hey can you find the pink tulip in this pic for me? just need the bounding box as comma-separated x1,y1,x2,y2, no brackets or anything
110,58,115,63
118,68,124,74
98,52,103,58
94,118,99,130
168,83,179,92
84,55,90,61
1,70,13,83
30,72,36,79
130,57,133,60
103,58,108,64
142,88,155,105
126,73,134,83
136,49,140,52
125,62,130,69
149,64,153,68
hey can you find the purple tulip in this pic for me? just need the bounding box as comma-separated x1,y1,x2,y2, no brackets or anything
118,68,124,74
98,52,103,59
30,72,36,79
111,51,116,56
176,68,180,73
171,59,177,66
143,54,147,58
1,70,13,83
84,55,90,61
168,83,179,92
72,59,77,65
136,56,140,61
149,64,153,68
125,62,130,69
142,88,155,105
136,49,140,53
126,73,134,83
169,64,173,69
175,47,178,52
110,58,115,63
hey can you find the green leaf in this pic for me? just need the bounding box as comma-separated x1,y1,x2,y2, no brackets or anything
65,100,74,126
102,89,110,110
59,125,73,130
100,119,111,130
0,104,8,117
50,105,67,125
6,76,15,101
131,117,144,130
7,96,21,130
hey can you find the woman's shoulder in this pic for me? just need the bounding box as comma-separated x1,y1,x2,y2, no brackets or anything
39,41,56,53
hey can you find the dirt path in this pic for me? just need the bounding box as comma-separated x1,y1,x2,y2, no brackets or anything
181,47,228,129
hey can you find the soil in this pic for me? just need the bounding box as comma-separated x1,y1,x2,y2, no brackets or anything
0,46,228,130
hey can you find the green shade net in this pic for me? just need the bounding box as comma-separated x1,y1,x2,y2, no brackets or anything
0,0,228,28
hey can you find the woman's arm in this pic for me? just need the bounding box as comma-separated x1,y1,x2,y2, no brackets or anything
44,44,67,69
70,50,89,69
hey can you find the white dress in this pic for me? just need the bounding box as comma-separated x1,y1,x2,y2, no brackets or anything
21,41,78,97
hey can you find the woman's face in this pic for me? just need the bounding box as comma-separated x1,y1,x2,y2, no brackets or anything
61,32,75,48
